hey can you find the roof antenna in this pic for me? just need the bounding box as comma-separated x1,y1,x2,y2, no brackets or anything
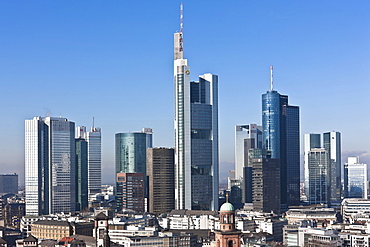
270,65,274,91
180,3,184,33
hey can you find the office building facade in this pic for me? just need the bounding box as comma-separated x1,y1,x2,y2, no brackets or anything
75,138,88,211
115,130,152,211
174,21,219,210
116,173,145,213
234,124,262,203
25,116,76,215
323,131,341,204
307,148,329,205
304,134,321,196
250,149,280,213
344,157,368,199
261,79,300,207
146,148,175,214
76,126,102,201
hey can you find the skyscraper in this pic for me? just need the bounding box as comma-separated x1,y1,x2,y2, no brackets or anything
25,116,76,216
307,148,329,205
234,124,262,203
261,66,300,208
174,5,219,210
234,124,262,181
115,130,152,211
75,138,88,211
250,149,280,213
76,126,102,201
344,157,368,199
323,131,341,204
146,147,175,214
304,134,321,197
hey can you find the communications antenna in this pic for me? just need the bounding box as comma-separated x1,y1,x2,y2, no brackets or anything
180,3,184,33
270,65,274,91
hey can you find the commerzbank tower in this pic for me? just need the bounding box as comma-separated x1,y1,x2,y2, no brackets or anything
174,4,219,211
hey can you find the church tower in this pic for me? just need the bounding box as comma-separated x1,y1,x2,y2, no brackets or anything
94,212,110,247
214,198,241,247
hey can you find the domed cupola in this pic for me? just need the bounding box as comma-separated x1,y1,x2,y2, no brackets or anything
219,195,236,232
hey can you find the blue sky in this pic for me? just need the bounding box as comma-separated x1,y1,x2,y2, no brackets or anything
1,1,370,184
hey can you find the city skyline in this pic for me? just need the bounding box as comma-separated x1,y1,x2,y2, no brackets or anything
1,1,370,184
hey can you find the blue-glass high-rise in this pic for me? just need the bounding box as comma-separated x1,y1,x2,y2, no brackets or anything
262,90,300,208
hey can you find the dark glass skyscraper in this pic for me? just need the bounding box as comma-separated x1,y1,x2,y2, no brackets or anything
75,138,88,211
262,70,300,208
323,131,341,205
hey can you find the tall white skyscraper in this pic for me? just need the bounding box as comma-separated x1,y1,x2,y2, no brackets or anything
76,126,102,201
25,116,76,215
174,4,219,211
344,157,368,199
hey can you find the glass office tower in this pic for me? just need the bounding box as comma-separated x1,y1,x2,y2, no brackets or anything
323,131,341,204
262,88,300,207
234,124,262,203
308,148,329,205
115,131,151,211
174,22,219,210
304,134,321,197
344,157,368,199
75,138,88,211
25,116,76,215
76,126,102,202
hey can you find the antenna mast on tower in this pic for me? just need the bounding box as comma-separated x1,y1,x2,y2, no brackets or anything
270,65,274,91
180,3,184,33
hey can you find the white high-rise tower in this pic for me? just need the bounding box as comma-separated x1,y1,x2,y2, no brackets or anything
174,4,219,210
25,116,76,215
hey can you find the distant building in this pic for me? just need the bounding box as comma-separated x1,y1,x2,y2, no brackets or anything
146,148,175,214
307,148,329,205
234,124,262,204
344,157,368,199
76,126,102,202
25,116,76,216
250,149,280,213
115,131,151,211
303,133,321,196
323,131,341,205
116,173,145,213
0,174,18,194
75,138,88,211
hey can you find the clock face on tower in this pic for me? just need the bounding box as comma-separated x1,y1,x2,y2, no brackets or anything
185,70,190,75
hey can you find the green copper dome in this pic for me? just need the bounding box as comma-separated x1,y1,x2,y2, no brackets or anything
220,202,234,211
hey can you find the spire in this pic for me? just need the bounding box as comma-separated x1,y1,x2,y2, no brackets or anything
270,65,274,91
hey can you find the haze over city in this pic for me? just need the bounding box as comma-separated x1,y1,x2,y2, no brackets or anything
1,1,370,184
